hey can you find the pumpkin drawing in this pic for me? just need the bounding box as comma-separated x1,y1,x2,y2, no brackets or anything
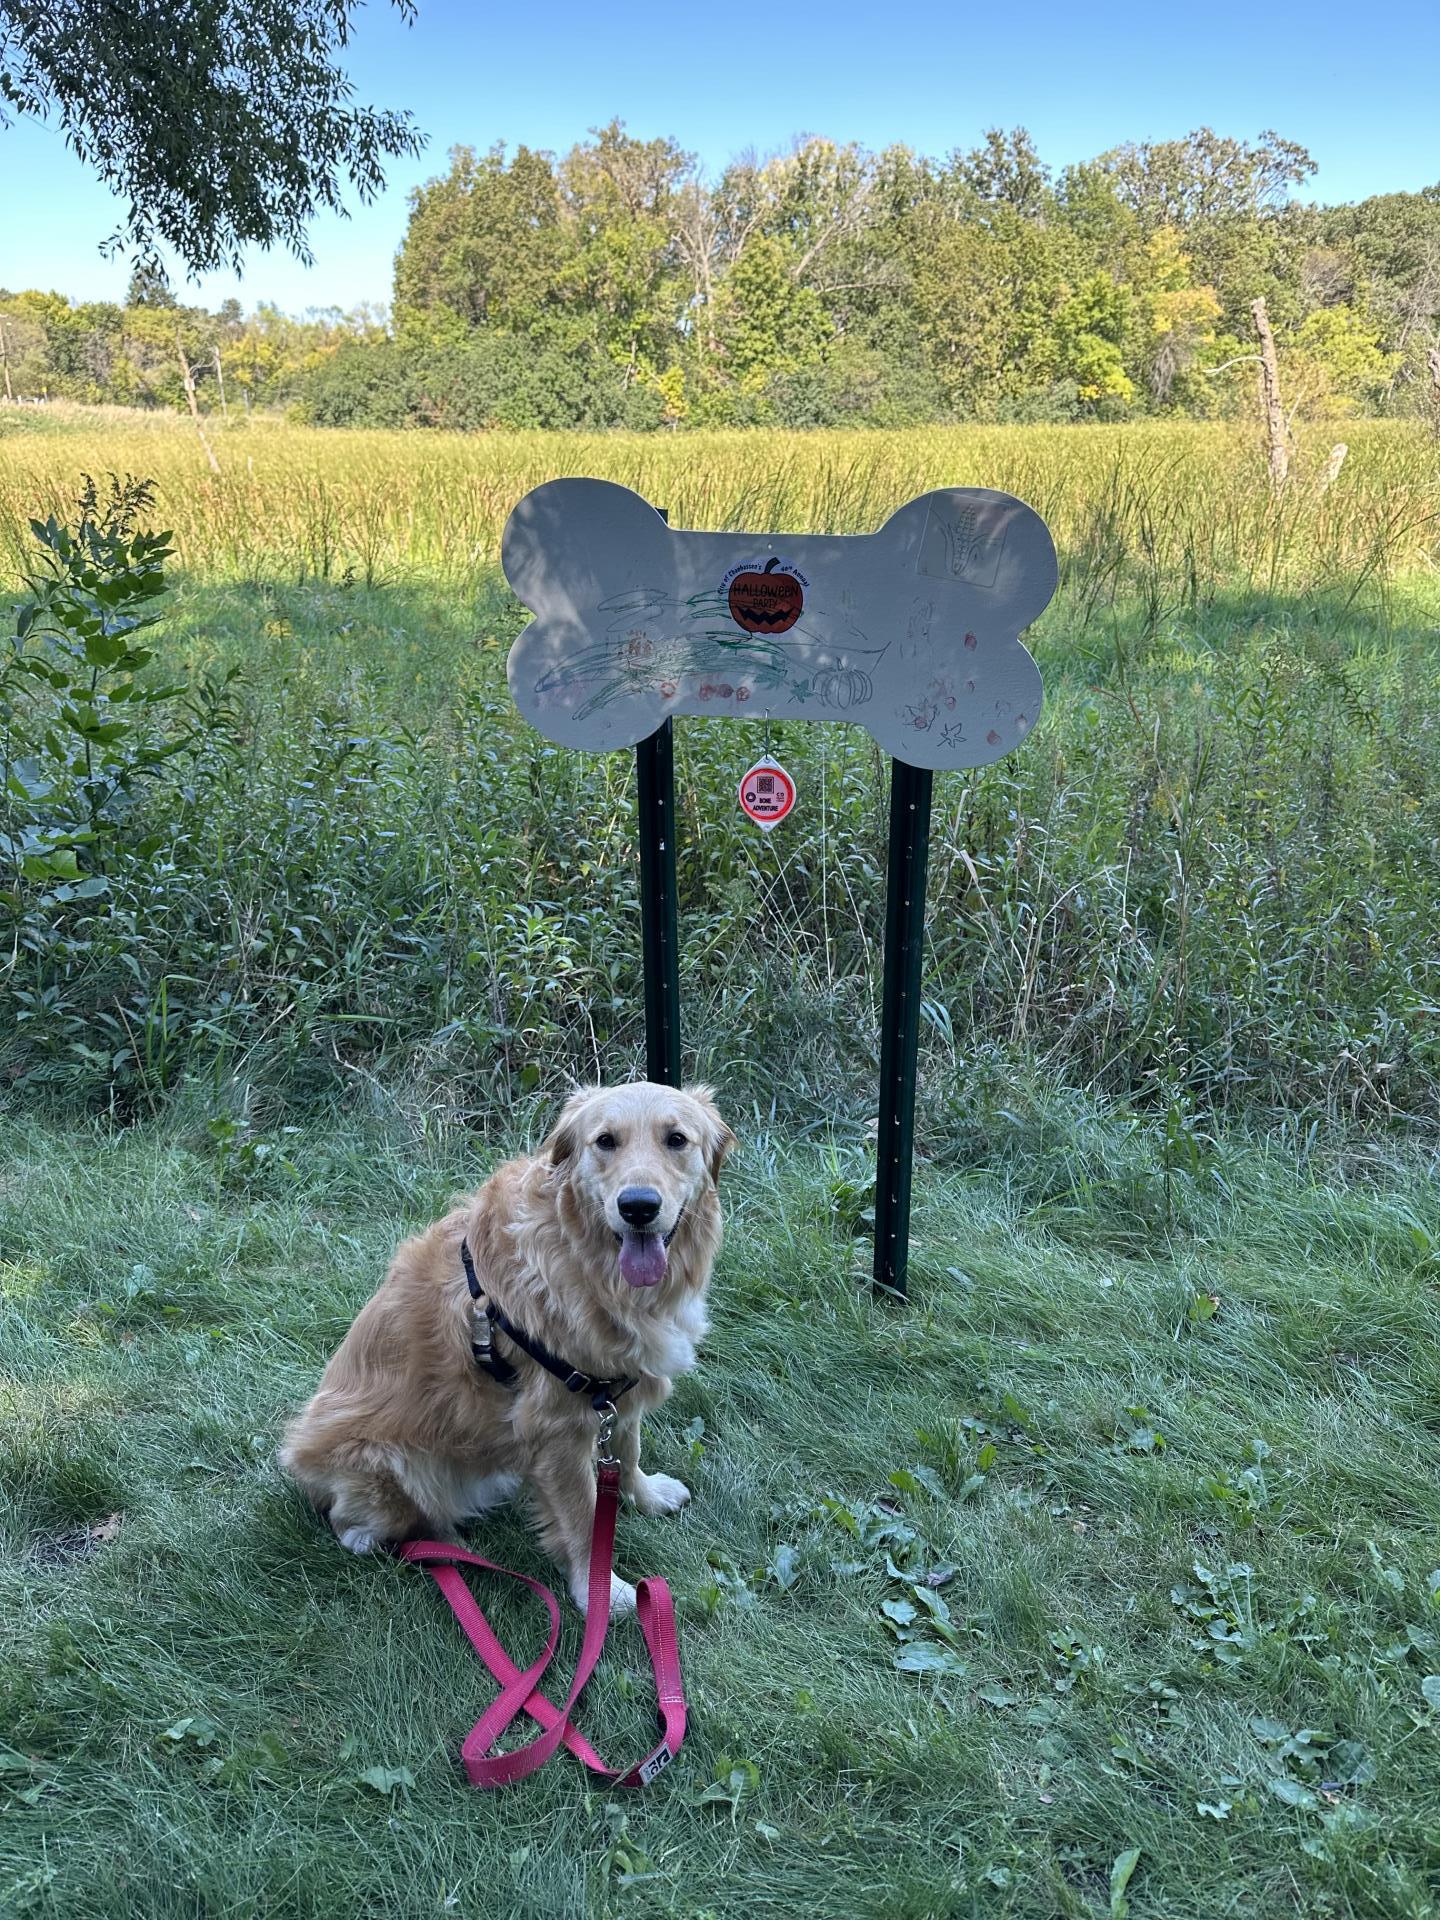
728,559,804,635
812,666,872,709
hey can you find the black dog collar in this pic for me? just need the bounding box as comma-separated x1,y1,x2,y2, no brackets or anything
459,1241,638,1410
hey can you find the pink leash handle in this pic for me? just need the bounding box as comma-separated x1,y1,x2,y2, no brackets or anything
398,1465,687,1789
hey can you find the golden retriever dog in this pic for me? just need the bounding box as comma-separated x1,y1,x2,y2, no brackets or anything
281,1082,733,1616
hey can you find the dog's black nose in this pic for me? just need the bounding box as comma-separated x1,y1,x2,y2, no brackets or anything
617,1187,662,1228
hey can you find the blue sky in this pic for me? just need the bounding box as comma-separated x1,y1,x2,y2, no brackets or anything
2,0,1436,314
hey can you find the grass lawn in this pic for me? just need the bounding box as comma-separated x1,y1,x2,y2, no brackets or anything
5,1107,1440,1919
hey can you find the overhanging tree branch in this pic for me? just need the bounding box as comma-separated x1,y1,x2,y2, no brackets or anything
0,0,424,275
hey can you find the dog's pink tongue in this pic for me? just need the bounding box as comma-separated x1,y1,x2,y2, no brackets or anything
619,1231,667,1288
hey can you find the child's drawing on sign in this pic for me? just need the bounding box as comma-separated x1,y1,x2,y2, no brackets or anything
501,478,1056,767
900,595,933,661
917,506,1006,590
529,584,890,723
942,506,978,576
901,673,959,735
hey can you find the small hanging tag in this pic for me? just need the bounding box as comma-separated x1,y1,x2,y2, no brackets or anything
738,756,796,832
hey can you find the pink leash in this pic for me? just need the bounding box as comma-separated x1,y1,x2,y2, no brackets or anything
398,1462,686,1789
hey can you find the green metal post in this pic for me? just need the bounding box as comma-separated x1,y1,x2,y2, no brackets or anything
636,716,681,1087
874,756,933,1299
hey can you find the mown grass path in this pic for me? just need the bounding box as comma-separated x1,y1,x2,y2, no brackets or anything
5,1115,1440,1918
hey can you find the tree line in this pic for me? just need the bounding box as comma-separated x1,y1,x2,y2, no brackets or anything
5,124,1439,431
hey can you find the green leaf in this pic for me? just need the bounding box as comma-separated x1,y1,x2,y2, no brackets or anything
976,1683,1020,1708
1109,1847,1141,1919
1117,1406,1166,1453
1249,1716,1291,1744
894,1644,969,1677
356,1766,414,1794
768,1543,799,1591
1421,1675,1440,1708
881,1597,917,1628
819,1497,860,1537
888,1465,945,1498
83,631,128,668
1324,1739,1374,1787
6,759,53,802
159,1715,218,1749
695,1759,759,1814
1269,1776,1318,1809
211,1732,290,1786
22,847,81,882
909,1583,953,1627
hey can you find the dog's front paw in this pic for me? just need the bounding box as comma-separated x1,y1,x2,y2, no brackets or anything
630,1471,691,1516
606,1576,639,1618
335,1524,383,1555
571,1569,638,1618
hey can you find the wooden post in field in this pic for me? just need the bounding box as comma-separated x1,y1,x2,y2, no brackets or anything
1427,346,1440,437
1251,297,1289,488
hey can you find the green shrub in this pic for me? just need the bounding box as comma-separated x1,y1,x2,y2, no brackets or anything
301,336,665,433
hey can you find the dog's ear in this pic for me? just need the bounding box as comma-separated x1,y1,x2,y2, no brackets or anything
542,1088,593,1169
685,1083,737,1183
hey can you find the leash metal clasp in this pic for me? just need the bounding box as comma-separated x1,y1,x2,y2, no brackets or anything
594,1399,620,1470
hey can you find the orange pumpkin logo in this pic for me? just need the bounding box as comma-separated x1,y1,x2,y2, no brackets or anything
727,558,804,634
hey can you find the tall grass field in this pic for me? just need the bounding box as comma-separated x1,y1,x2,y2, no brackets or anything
3,406,1440,1919
2,410,1437,1130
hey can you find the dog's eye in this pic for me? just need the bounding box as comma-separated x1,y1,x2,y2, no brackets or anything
666,1130,690,1151
594,1132,617,1151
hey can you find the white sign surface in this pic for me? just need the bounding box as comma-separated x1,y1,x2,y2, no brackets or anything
502,480,1056,771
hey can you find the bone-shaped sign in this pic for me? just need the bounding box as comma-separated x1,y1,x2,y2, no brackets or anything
502,480,1056,770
